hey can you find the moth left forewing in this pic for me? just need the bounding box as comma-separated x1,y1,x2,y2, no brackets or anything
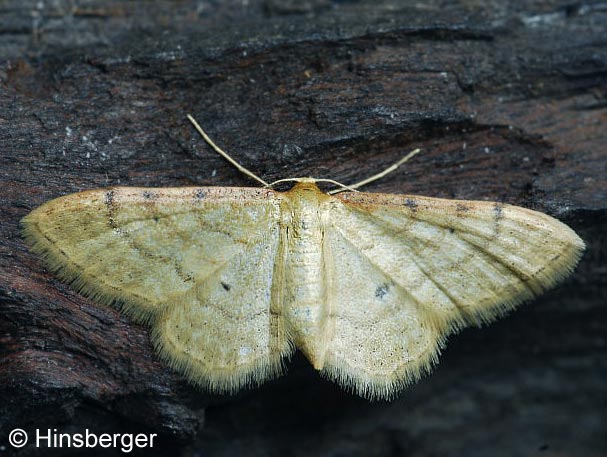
22,186,279,317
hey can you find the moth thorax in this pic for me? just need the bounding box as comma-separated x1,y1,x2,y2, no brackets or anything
282,187,331,370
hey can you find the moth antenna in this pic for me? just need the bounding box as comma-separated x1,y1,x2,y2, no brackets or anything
187,114,270,187
313,179,360,193
266,178,359,193
265,178,299,188
328,148,421,195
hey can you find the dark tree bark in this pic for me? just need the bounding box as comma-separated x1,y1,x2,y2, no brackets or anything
1,1,605,456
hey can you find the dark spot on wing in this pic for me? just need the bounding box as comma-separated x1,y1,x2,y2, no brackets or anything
105,190,114,205
375,283,390,299
494,203,503,220
174,264,193,283
195,189,206,200
105,190,117,228
456,203,470,216
221,281,231,291
405,198,418,211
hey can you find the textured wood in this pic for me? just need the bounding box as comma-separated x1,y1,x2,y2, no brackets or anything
1,0,605,455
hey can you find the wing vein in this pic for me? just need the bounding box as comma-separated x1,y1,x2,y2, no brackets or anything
359,209,539,298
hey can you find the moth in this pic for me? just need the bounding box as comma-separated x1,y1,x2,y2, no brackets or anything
21,116,585,399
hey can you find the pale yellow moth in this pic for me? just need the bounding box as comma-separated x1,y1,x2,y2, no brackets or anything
21,116,585,399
